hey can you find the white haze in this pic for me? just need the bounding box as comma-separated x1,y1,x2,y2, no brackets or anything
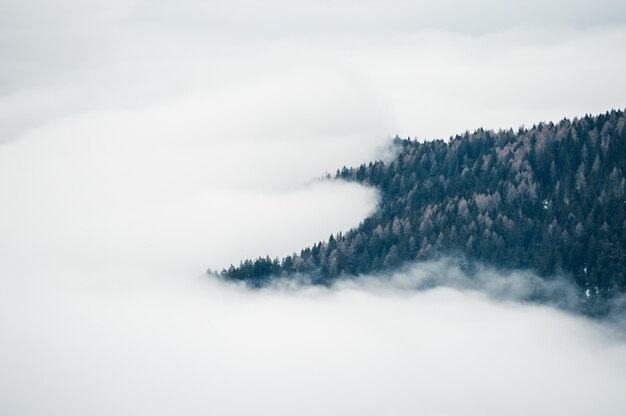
2,0,626,415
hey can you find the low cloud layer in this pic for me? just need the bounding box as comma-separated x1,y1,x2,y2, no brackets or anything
2,0,626,414
3,266,626,416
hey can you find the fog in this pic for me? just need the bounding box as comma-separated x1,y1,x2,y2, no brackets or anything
2,0,626,414
3,270,626,416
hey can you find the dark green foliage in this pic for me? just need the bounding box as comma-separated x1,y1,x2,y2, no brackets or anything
218,109,626,306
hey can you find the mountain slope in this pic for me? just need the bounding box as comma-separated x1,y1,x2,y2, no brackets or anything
218,109,626,309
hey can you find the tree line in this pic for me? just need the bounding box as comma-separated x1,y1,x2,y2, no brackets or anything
217,109,626,313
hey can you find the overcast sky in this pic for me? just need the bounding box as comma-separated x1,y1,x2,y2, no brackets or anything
1,1,626,415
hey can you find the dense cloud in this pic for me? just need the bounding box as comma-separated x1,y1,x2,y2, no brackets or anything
3,267,626,416
1,0,626,414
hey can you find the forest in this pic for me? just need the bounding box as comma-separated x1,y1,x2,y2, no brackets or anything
218,109,626,312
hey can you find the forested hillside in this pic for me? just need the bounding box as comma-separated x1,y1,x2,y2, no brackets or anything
218,109,626,308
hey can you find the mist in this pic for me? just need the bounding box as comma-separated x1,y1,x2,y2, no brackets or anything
3,265,626,416
2,0,626,414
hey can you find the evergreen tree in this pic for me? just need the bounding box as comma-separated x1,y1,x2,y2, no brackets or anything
217,109,626,314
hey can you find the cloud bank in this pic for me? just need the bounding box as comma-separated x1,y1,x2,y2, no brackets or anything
2,0,626,414
3,267,626,416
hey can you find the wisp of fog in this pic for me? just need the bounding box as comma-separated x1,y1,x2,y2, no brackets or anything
2,0,626,415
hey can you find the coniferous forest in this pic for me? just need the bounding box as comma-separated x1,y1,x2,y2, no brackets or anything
218,109,626,310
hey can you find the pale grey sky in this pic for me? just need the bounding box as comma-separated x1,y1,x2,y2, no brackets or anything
2,0,626,142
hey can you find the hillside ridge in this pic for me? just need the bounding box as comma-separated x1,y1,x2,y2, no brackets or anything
217,109,626,311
